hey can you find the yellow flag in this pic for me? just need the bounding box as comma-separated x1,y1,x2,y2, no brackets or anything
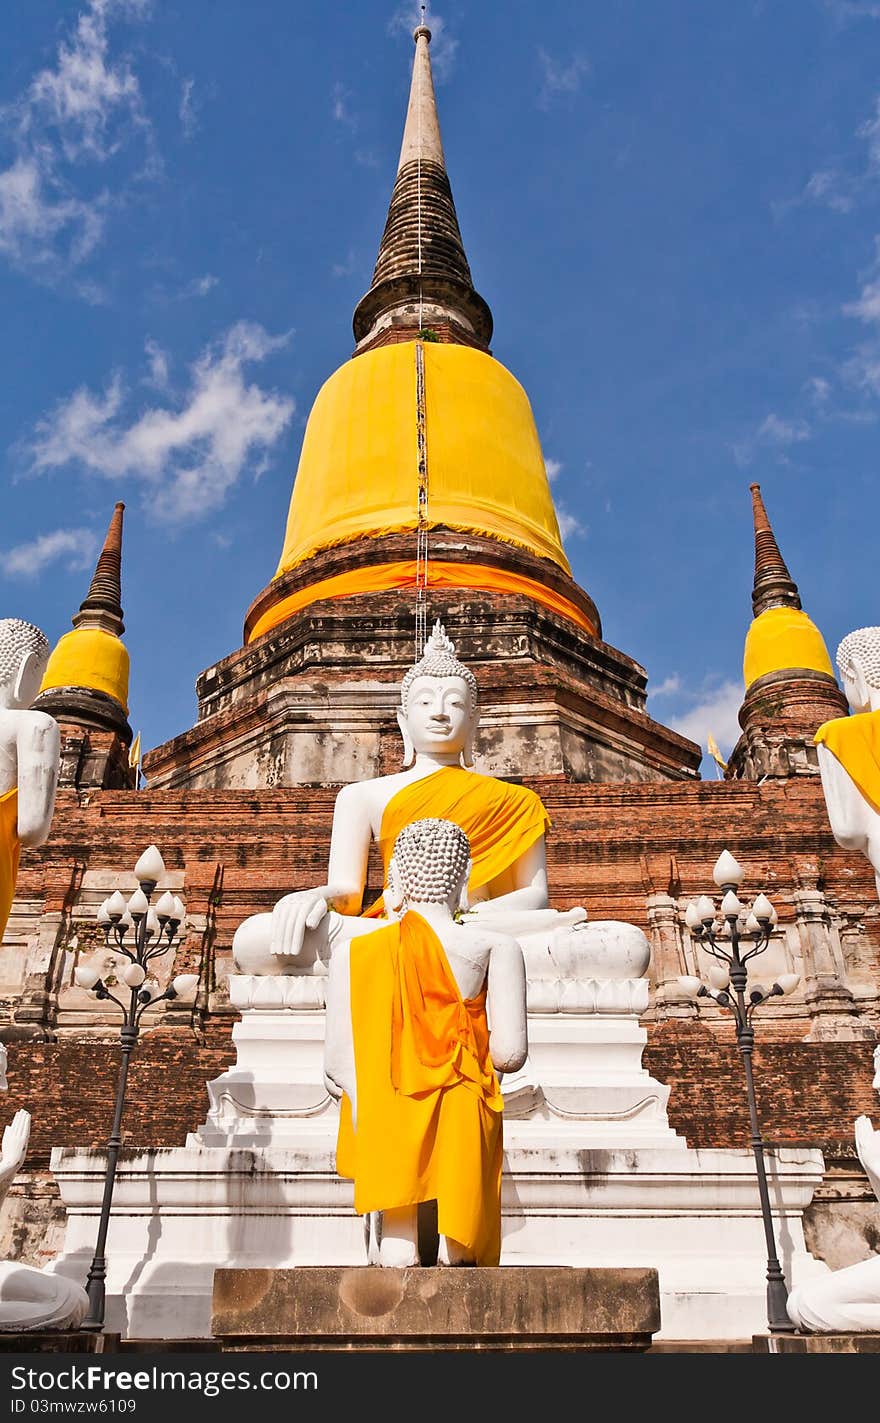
707,732,728,771
128,731,141,769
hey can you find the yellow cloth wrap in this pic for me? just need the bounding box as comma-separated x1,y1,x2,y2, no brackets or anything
362,765,551,917
274,341,570,579
247,559,597,643
335,910,504,1265
815,710,880,814
0,789,20,945
743,607,834,689
40,629,130,712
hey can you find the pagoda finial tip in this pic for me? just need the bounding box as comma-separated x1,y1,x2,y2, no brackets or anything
414,2,430,41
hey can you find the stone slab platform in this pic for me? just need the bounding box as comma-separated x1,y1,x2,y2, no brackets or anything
755,1332,880,1353
0,1332,119,1353
211,1266,660,1351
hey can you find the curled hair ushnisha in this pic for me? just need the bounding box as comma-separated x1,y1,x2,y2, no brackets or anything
0,619,49,688
836,627,880,691
400,620,478,716
392,818,471,904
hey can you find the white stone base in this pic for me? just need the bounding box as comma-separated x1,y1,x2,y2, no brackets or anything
50,1133,828,1342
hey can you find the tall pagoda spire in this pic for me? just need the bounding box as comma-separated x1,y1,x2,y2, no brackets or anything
727,482,846,782
73,501,126,637
35,500,134,789
352,22,493,352
749,482,801,617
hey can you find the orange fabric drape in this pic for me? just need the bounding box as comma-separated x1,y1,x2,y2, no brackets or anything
248,559,597,643
335,910,503,1265
0,789,20,945
815,710,880,814
363,764,550,917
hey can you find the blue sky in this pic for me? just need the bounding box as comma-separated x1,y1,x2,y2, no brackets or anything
3,1,880,776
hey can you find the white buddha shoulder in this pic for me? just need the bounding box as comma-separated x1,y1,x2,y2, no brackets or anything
815,626,880,901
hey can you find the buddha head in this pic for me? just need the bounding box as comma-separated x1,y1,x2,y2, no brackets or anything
0,619,50,713
398,620,478,769
836,627,880,715
386,817,472,915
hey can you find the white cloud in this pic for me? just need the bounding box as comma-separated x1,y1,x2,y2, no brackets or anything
23,0,147,163
733,412,811,467
805,375,831,405
650,674,682,698
331,82,357,130
756,413,811,445
668,680,744,759
388,6,458,81
188,273,218,298
2,527,98,579
143,338,169,389
802,168,855,213
0,156,106,269
827,2,880,22
537,49,590,108
26,321,295,522
544,457,563,483
844,276,880,323
557,506,585,541
0,0,152,278
179,78,198,139
332,250,357,278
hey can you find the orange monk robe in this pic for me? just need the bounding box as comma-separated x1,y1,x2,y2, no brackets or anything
336,911,504,1265
364,765,551,918
0,789,20,944
815,710,880,814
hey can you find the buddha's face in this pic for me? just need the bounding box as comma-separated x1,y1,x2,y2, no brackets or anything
402,675,474,755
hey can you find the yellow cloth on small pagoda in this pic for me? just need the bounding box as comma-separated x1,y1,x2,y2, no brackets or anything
335,910,504,1265
815,710,880,814
743,606,834,689
0,789,20,945
40,628,130,713
363,765,551,916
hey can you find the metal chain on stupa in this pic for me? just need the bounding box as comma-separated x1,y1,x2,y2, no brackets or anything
414,6,430,655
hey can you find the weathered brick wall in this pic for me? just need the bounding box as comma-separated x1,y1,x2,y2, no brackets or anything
2,773,877,1168
0,1023,875,1173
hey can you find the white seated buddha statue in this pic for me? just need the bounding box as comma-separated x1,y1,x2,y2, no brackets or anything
0,619,60,945
787,1045,880,1332
0,1044,88,1331
233,621,642,979
815,626,880,901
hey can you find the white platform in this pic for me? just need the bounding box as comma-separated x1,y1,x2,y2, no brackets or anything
48,979,831,1341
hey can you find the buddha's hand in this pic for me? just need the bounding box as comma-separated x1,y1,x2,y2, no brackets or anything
270,890,329,957
267,887,328,956
0,1109,31,1178
855,1114,880,1174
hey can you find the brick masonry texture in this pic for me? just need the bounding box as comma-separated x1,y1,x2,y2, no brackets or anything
2,774,877,1168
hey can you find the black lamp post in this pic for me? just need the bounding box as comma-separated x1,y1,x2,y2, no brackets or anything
678,850,800,1335
75,844,198,1333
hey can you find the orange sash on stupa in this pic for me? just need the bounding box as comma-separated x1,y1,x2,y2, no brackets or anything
335,910,504,1265
364,765,550,917
0,788,20,944
815,710,880,814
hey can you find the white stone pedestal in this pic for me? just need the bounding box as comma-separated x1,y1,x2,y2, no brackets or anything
48,956,831,1342
50,1135,827,1342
